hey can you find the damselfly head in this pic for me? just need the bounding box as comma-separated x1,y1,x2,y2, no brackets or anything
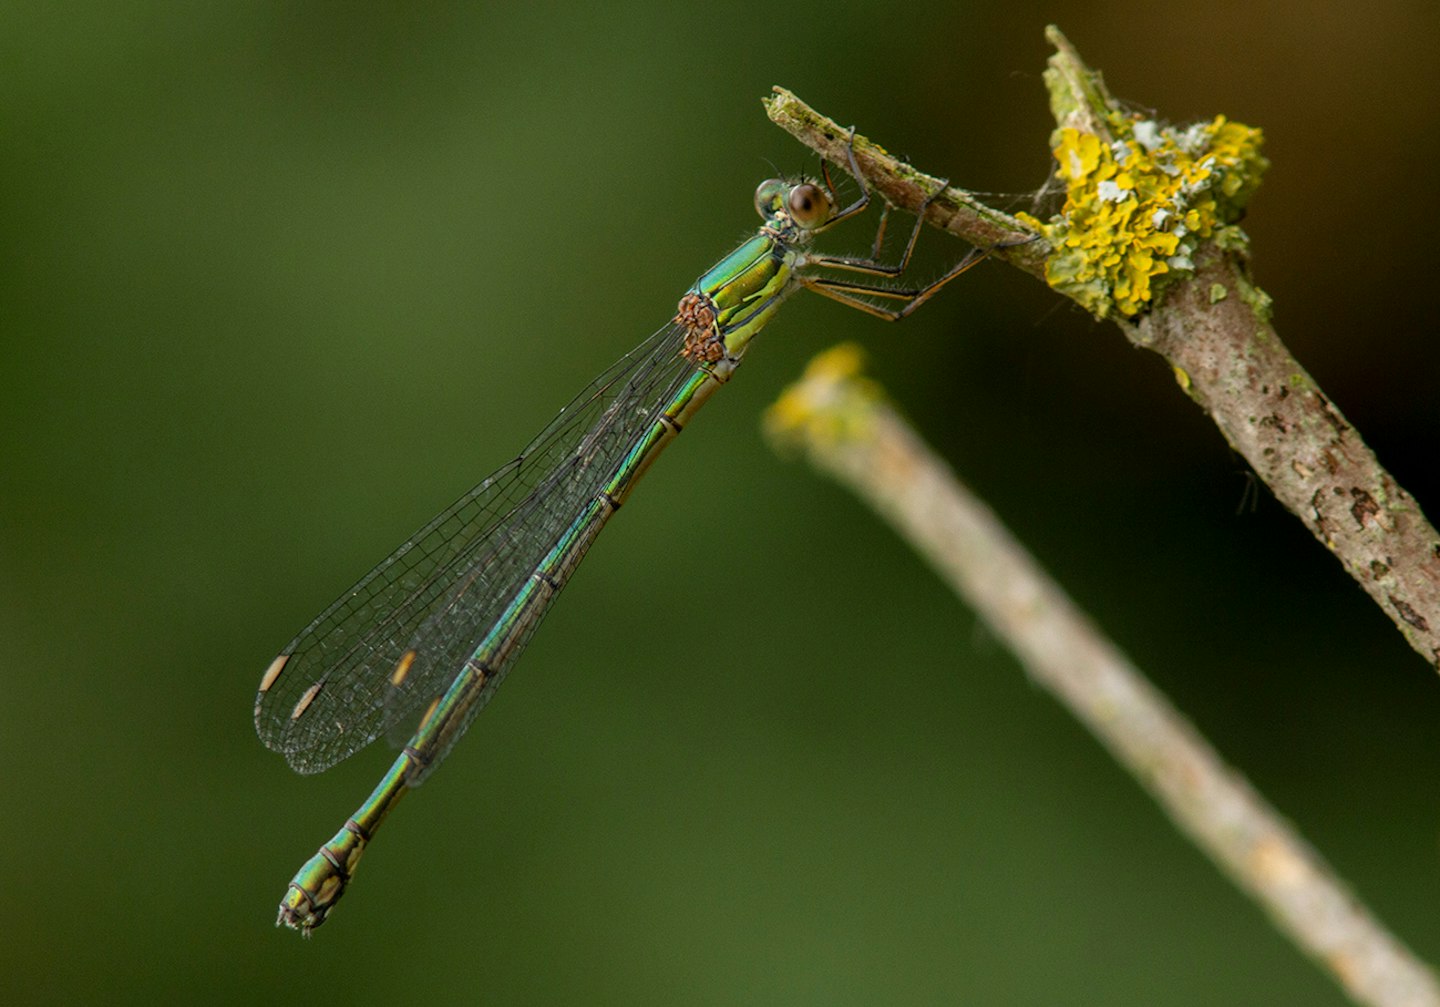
753,178,835,230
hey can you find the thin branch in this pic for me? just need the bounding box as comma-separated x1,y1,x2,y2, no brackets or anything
764,85,1048,278
764,43,1440,671
766,345,1440,1007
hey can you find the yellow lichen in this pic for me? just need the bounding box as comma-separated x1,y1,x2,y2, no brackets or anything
1017,115,1268,319
765,342,881,447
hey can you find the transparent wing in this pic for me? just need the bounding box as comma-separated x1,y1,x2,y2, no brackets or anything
255,320,697,774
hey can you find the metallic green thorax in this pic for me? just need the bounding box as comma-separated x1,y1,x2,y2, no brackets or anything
694,234,796,358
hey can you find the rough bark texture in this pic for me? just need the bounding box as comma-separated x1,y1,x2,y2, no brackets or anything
1137,253,1440,668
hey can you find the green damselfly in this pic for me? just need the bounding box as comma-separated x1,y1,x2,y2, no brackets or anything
256,132,993,934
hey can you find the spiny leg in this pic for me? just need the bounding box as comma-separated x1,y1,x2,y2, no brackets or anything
800,243,993,322
813,127,873,231
805,130,1039,320
806,175,954,279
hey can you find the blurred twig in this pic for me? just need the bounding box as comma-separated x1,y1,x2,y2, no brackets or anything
767,345,1440,1007
765,29,1440,670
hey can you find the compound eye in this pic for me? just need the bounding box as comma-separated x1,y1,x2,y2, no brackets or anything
787,183,831,228
754,179,786,220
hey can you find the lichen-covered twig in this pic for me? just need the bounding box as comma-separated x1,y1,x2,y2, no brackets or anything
767,345,1440,1007
763,28,1440,671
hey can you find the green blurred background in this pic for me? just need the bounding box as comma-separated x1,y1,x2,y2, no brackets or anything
4,1,1438,1003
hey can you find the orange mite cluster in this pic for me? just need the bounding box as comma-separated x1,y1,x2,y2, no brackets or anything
675,292,724,362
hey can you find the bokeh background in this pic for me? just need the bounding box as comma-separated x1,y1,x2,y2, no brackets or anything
4,2,1438,1003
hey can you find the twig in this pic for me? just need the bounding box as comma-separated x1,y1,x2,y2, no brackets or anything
766,345,1440,1007
764,36,1440,671
765,86,1048,279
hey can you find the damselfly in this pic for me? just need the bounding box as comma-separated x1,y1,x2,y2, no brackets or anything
255,132,992,934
